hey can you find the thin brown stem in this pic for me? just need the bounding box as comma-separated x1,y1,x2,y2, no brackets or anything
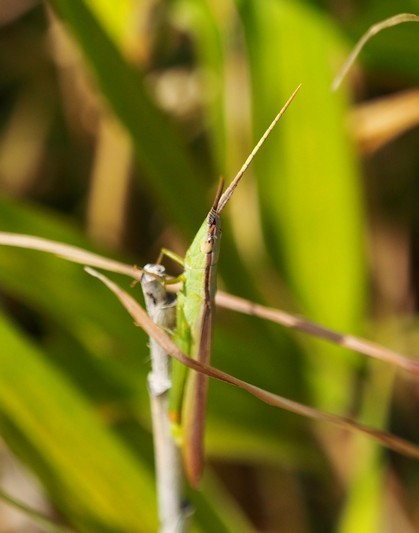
86,268,419,462
215,291,419,375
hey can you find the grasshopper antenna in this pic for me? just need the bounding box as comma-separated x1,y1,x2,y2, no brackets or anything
217,83,301,214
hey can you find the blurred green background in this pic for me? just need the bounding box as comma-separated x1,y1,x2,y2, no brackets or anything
0,0,418,531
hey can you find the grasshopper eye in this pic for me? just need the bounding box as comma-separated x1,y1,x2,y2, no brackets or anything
201,238,213,254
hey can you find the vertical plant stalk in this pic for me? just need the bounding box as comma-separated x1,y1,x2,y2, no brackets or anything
140,264,186,532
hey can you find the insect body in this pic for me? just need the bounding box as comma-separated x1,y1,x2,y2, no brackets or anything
171,85,301,488
173,180,223,487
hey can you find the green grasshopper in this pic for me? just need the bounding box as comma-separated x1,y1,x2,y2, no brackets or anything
162,85,301,488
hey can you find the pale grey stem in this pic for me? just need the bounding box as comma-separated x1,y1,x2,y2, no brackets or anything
140,264,186,533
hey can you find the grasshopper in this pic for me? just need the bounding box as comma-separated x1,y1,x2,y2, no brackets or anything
161,85,301,488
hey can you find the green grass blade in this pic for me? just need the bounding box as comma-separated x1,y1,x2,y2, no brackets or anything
0,198,257,529
48,0,207,233
237,0,367,411
0,311,157,531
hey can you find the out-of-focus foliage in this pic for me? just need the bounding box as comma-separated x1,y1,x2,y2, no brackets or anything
0,0,418,531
